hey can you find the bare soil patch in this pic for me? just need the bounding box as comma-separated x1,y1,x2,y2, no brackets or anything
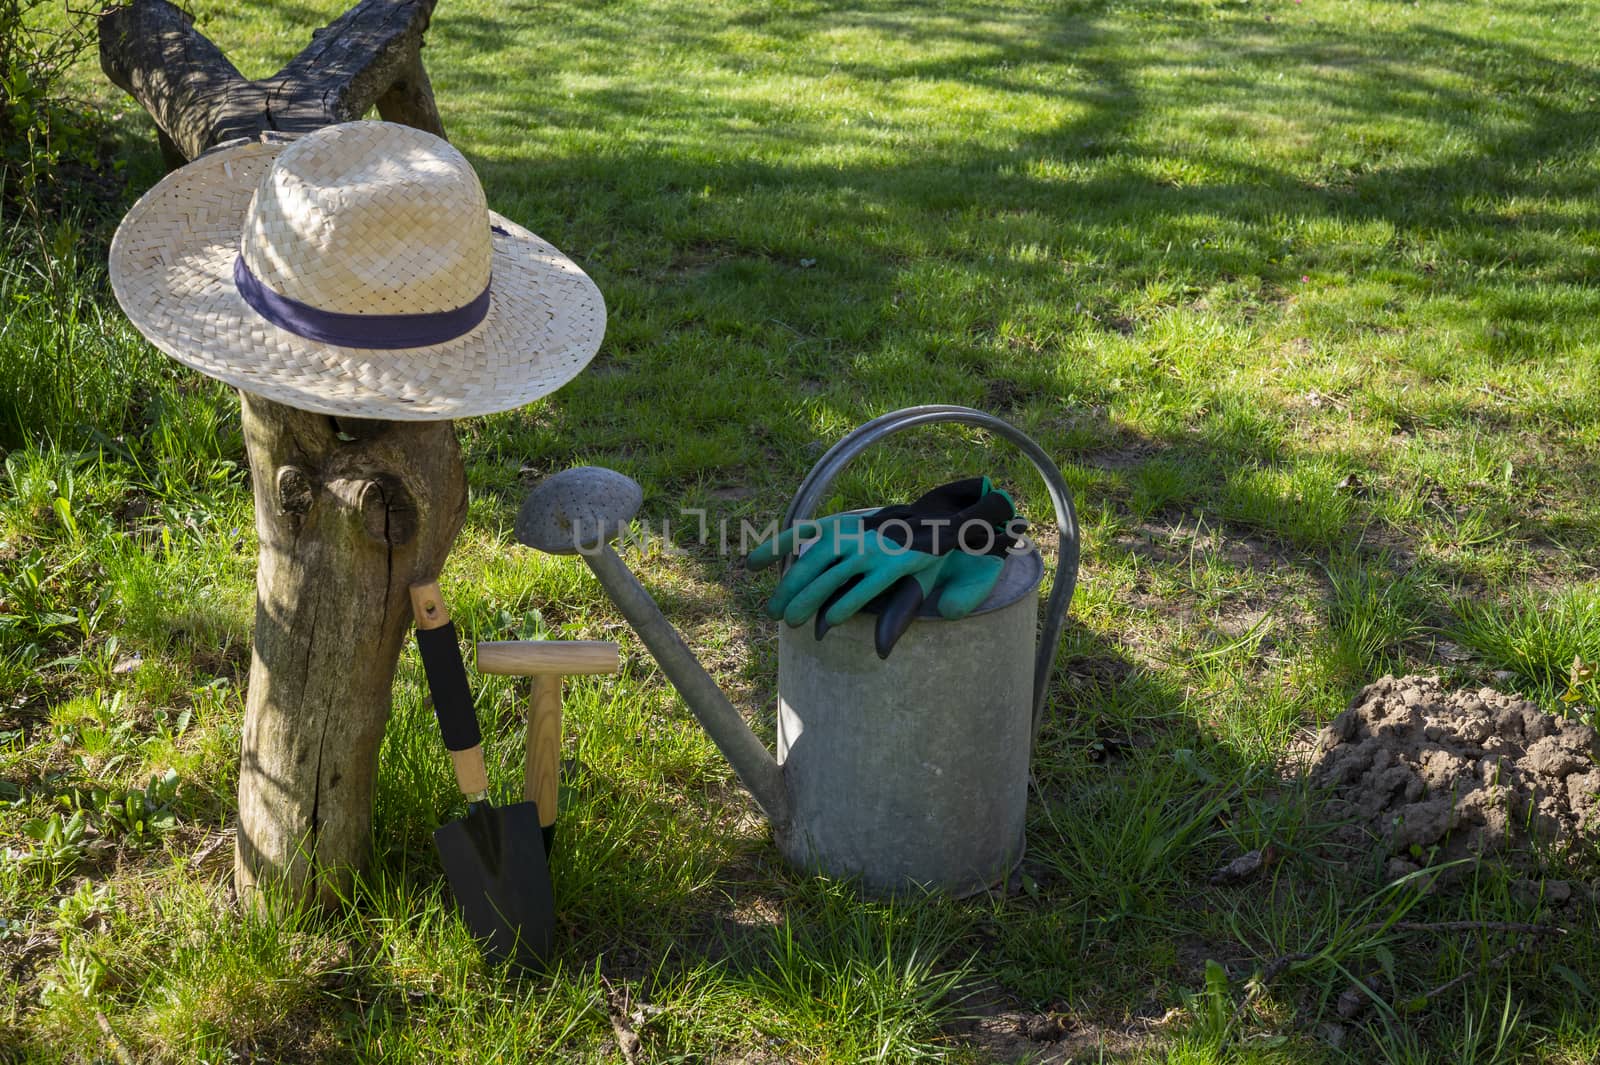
946,980,1174,1065
1306,675,1600,883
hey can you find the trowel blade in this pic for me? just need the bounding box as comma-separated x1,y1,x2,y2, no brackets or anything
434,799,555,969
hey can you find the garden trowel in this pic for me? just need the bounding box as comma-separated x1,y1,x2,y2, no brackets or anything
410,581,554,970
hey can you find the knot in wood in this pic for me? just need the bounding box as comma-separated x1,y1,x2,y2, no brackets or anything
276,466,315,515
328,474,418,546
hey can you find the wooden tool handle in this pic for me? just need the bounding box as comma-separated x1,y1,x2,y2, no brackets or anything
449,749,489,797
477,640,621,676
527,675,562,828
409,582,451,630
409,581,488,799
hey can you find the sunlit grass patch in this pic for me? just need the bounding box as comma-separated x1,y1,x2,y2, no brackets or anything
1321,551,1433,681
4,0,1600,1058
1449,585,1600,704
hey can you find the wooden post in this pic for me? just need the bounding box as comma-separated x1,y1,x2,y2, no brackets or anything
100,0,467,906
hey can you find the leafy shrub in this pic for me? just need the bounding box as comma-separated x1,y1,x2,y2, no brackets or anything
0,0,111,221
0,3,171,448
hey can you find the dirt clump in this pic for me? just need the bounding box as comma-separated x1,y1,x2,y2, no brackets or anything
1308,675,1600,870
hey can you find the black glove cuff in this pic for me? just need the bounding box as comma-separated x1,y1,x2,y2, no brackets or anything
862,477,1025,557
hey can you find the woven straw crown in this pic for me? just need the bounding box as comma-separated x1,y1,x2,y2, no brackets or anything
108,121,606,420
241,124,493,317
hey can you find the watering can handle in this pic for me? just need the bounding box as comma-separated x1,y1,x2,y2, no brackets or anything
781,405,1081,747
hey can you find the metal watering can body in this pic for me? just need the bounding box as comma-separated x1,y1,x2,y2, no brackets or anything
520,406,1080,897
776,547,1045,895
767,405,1079,895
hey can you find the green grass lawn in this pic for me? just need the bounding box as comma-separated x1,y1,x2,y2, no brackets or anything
4,0,1600,1060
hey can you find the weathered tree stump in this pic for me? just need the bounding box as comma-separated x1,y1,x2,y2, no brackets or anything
100,0,469,905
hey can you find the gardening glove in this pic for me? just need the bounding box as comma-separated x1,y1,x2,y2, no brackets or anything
745,510,867,573
746,478,1022,651
856,550,1007,658
861,475,1017,557
746,476,1018,579
764,522,949,628
927,549,1008,618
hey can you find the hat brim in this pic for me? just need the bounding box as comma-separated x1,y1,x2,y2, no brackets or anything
109,139,605,421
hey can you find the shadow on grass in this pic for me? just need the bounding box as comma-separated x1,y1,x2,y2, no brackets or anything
79,0,1600,1054
441,0,1598,572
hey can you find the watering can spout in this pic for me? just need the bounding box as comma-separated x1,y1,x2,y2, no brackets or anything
514,466,790,833
582,547,792,832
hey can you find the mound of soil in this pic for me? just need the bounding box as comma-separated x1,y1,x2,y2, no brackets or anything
1308,675,1600,871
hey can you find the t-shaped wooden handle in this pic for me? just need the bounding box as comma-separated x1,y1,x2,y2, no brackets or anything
475,640,621,676
527,676,561,821
475,641,622,828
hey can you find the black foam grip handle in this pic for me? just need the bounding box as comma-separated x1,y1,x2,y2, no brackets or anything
416,621,481,752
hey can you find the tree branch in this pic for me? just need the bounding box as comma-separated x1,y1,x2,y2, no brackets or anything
99,0,443,162
99,1,253,159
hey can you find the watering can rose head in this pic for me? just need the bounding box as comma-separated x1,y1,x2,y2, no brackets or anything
515,467,643,555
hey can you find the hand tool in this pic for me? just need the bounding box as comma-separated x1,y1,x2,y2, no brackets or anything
475,639,621,855
410,581,554,970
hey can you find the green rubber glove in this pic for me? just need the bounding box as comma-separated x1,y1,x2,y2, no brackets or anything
745,512,864,573
747,513,870,625
758,532,1005,631
782,531,947,628
924,550,1005,619
750,516,937,626
746,477,1020,632
860,550,1007,658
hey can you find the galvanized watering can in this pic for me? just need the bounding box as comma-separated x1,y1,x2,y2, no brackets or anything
516,405,1080,896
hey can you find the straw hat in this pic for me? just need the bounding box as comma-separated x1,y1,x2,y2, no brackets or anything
109,121,605,420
